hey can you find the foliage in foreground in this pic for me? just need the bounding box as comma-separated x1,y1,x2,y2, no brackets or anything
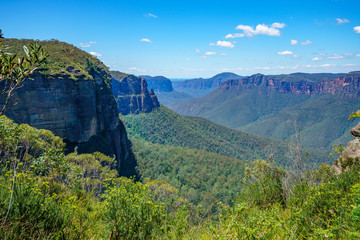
1,115,360,239
201,161,360,239
0,116,188,239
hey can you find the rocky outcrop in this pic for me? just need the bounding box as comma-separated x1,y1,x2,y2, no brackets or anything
220,72,360,98
0,39,137,177
335,122,360,172
111,71,160,115
140,75,174,92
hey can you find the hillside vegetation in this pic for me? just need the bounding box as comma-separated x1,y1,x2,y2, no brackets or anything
170,73,360,151
1,115,360,239
123,105,327,166
131,137,247,214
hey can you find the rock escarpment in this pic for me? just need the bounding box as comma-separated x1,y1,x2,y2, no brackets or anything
220,72,360,98
111,71,160,115
1,39,136,177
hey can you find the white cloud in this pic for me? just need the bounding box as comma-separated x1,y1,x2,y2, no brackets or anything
140,38,152,42
235,22,286,37
209,42,215,46
225,33,245,39
221,52,227,56
336,18,350,24
89,52,102,57
356,54,360,57
312,57,321,61
277,50,293,55
300,40,312,45
271,22,286,28
195,48,201,53
205,51,216,55
354,26,360,34
327,54,344,59
185,58,190,61
320,64,332,67
145,13,157,18
79,41,96,48
216,41,234,48
128,67,146,73
291,40,298,45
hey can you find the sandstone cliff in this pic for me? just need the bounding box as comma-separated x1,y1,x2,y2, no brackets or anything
220,72,360,98
0,39,136,177
111,71,160,115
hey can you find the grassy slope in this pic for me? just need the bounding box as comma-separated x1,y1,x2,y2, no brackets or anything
123,106,327,166
2,38,109,80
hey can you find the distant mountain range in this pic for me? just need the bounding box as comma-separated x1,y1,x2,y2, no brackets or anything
141,72,243,105
172,72,243,98
170,72,360,151
141,75,193,105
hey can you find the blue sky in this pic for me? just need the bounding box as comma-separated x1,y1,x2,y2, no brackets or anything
2,0,360,78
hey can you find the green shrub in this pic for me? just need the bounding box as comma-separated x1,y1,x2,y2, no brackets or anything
103,177,175,239
0,172,69,239
240,160,286,208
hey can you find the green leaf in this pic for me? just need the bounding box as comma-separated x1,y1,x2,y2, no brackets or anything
349,110,360,120
23,45,29,56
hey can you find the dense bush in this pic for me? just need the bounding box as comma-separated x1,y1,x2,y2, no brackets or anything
1,114,360,239
131,137,247,213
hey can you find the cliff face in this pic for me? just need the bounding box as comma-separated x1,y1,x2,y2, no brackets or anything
111,71,160,115
335,122,360,172
140,75,174,92
0,39,136,177
220,72,360,98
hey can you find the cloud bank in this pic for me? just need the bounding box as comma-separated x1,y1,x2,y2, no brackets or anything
235,22,286,37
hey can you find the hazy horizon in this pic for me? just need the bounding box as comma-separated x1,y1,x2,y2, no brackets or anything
2,0,360,78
